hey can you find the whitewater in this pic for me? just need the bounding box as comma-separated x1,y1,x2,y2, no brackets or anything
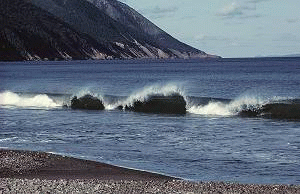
0,88,297,118
1,58,300,184
0,89,266,114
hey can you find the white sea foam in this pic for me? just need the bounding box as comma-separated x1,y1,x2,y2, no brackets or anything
188,101,232,116
187,95,266,116
0,91,61,108
0,137,18,142
118,83,185,109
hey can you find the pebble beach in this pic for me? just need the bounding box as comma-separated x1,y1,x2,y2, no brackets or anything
1,149,299,193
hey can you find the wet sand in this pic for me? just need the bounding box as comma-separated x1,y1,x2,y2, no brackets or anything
1,149,299,193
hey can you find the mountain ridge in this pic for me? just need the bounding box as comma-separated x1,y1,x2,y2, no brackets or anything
0,0,220,61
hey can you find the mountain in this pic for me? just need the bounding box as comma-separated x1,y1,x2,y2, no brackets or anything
0,0,116,61
0,0,219,61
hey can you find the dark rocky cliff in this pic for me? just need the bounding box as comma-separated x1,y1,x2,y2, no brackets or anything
0,0,117,61
0,0,219,61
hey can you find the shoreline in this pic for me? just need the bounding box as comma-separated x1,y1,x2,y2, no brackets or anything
1,149,300,193
0,149,175,181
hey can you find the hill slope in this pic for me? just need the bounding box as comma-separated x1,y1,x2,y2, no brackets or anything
0,0,219,61
0,0,116,61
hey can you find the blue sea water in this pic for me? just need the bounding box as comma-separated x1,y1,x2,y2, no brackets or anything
0,58,300,184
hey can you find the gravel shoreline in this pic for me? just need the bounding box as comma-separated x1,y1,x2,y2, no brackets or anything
2,178,300,194
1,149,300,193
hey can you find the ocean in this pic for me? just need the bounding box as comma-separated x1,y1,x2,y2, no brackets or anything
0,58,300,184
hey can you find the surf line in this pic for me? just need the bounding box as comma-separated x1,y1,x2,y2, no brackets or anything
69,94,187,114
68,94,300,119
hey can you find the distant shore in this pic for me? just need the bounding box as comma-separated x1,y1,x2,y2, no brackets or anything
2,55,300,64
1,149,299,193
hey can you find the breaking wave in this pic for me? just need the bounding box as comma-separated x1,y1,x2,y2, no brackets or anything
187,95,300,119
0,91,62,109
109,84,184,110
1,85,299,119
187,95,266,116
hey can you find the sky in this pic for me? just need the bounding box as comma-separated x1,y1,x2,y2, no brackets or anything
120,0,300,58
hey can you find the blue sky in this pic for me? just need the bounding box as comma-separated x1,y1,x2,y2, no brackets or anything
120,0,300,58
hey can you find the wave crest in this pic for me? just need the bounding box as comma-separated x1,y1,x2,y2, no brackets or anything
0,91,61,108
113,84,185,110
187,95,266,116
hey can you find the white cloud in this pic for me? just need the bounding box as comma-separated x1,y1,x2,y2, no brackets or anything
217,0,268,19
194,34,208,41
217,2,243,18
247,0,268,3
